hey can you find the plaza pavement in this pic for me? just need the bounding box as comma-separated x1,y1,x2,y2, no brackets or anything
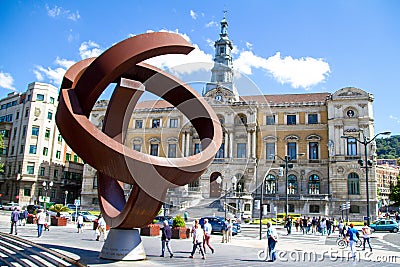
1,212,399,266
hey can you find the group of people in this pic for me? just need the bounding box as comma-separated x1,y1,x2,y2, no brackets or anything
160,218,217,260
289,216,339,236
10,207,47,237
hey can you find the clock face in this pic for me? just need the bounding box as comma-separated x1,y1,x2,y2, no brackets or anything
347,109,355,117
215,95,222,101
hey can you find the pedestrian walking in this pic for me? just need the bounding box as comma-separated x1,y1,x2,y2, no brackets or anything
221,219,228,243
361,222,372,252
189,220,205,259
160,220,173,258
320,218,327,235
302,216,308,235
96,214,107,241
346,223,359,259
326,218,332,236
203,219,214,254
285,216,292,235
227,219,233,242
263,222,278,262
10,207,19,235
338,219,345,237
184,211,188,222
36,209,47,237
295,218,300,232
77,213,84,233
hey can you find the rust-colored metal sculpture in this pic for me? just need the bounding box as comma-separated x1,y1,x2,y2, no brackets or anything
56,32,222,229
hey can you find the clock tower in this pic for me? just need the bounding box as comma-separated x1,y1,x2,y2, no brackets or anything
204,12,238,102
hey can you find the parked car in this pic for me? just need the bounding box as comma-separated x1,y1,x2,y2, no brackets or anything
71,211,98,222
0,203,2,210
199,216,240,235
67,204,80,211
154,215,173,226
370,219,399,233
26,205,43,214
2,202,21,211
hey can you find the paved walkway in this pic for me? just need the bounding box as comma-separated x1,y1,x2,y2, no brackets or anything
0,213,399,266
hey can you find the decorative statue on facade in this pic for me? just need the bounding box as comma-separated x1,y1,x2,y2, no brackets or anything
56,32,222,260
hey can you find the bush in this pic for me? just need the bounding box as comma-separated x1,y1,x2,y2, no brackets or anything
49,204,69,213
172,215,186,228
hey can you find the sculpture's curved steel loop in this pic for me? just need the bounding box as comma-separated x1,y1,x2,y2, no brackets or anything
56,32,222,228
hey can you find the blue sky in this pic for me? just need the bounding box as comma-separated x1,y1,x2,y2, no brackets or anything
0,1,399,135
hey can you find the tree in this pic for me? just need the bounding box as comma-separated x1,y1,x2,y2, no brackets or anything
389,176,400,204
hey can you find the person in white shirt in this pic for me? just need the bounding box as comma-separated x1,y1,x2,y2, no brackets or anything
77,213,84,233
36,209,47,237
202,219,214,254
361,222,372,252
189,220,205,259
96,214,107,241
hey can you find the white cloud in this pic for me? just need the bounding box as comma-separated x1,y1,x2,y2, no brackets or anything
34,57,76,86
190,10,197,20
389,115,400,124
79,41,103,59
0,71,16,91
245,42,253,50
234,51,330,89
205,21,218,28
46,4,80,21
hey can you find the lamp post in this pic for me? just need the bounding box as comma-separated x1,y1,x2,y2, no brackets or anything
64,190,68,207
341,131,391,225
42,181,53,212
216,175,237,220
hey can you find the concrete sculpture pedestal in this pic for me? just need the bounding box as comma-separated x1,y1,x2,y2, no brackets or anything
100,229,146,260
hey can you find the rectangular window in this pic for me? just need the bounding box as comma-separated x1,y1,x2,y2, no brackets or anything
287,142,297,160
152,119,160,128
58,134,62,142
36,94,44,101
194,143,202,155
135,120,143,129
287,114,296,125
266,143,275,160
74,155,79,162
309,205,320,213
22,126,27,137
47,111,53,120
150,144,158,156
54,169,59,178
169,118,178,128
92,198,99,204
50,97,55,104
45,129,50,139
13,127,17,139
133,144,141,152
24,188,31,197
266,115,275,125
349,205,360,213
15,111,19,120
168,144,177,158
237,143,246,158
19,145,24,154
216,143,224,158
11,146,14,155
308,114,318,124
51,189,55,198
288,204,295,213
39,167,45,176
29,145,37,154
38,188,42,196
27,164,34,174
43,147,48,156
27,94,31,101
309,142,319,160
66,153,71,161
32,126,39,136
56,150,61,159
93,177,98,189
347,138,357,156
25,108,29,117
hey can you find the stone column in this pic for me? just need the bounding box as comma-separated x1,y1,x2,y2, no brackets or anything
185,132,190,156
181,132,186,157
224,132,229,158
229,132,233,158
251,131,256,158
247,131,251,158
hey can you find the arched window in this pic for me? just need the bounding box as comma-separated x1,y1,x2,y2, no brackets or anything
348,173,360,195
265,174,276,194
308,174,320,194
288,174,297,195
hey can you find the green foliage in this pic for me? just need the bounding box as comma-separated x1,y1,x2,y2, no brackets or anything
172,215,186,228
376,135,400,159
389,176,400,203
49,204,69,213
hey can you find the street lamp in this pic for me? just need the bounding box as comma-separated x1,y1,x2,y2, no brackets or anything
216,175,237,220
64,190,68,206
272,153,305,221
42,181,53,212
341,131,391,225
